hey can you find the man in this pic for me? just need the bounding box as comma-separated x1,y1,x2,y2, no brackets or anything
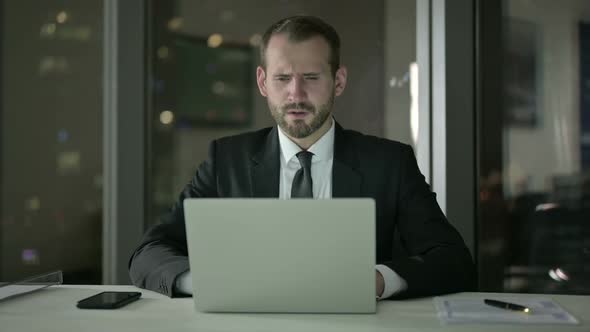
129,15,475,299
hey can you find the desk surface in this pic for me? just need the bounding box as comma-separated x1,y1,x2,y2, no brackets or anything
1,285,588,331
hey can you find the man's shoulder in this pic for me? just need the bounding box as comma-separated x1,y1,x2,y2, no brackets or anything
339,127,415,171
213,126,274,149
339,127,411,153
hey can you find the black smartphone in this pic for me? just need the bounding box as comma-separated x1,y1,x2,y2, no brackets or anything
77,291,141,309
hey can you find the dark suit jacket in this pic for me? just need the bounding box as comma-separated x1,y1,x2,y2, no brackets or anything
129,123,476,297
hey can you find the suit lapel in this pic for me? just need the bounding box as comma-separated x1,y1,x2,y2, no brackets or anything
251,126,280,197
332,122,362,198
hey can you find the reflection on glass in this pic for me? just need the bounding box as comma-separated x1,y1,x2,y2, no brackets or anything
1,1,103,283
479,0,590,294
56,11,68,24
207,34,224,48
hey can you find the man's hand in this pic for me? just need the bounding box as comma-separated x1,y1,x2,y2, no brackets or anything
376,270,385,297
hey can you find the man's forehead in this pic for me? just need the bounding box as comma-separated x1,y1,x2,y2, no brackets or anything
265,34,331,71
268,62,327,75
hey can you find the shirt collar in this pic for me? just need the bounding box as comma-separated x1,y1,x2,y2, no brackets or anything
277,117,335,164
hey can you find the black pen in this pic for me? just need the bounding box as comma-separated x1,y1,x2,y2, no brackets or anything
484,299,532,313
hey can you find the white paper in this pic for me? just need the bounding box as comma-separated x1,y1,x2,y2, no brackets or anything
434,297,579,325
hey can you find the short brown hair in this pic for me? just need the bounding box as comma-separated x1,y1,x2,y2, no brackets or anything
260,15,341,77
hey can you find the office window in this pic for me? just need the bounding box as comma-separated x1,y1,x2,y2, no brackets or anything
146,1,419,225
479,0,590,293
0,0,103,283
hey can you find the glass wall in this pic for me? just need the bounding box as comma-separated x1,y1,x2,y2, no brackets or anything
1,0,103,283
479,0,590,293
146,0,418,225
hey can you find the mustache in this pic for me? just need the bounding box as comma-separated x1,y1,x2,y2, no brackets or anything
280,102,315,112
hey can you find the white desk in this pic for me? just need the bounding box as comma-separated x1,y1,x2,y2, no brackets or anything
1,285,588,331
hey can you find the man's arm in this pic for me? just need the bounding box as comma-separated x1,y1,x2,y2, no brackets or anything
382,145,476,298
128,141,218,297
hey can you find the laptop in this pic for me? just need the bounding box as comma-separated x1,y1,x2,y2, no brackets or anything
183,198,376,313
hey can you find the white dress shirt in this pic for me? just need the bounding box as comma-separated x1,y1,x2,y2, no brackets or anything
176,119,407,298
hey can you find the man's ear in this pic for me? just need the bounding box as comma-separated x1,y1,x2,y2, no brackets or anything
256,66,268,97
334,66,347,96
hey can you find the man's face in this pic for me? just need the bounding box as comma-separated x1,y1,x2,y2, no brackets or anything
256,34,346,138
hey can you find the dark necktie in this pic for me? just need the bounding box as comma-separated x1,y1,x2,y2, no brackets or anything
291,151,314,198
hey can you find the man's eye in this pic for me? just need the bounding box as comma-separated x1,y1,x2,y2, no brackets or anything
305,76,319,81
275,76,290,82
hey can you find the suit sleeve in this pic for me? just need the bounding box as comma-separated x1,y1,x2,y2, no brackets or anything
383,145,476,298
128,141,218,297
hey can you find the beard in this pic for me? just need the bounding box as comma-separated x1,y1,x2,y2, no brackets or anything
268,93,334,139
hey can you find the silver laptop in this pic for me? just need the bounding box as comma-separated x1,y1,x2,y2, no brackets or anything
183,198,376,313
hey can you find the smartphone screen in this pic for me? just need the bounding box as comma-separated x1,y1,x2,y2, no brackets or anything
77,291,141,309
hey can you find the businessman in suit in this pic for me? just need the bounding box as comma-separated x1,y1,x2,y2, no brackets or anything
129,15,475,298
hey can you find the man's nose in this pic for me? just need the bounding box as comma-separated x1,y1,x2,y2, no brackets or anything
287,77,307,101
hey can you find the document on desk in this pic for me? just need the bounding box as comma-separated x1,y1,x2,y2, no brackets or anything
0,270,63,302
434,296,579,325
